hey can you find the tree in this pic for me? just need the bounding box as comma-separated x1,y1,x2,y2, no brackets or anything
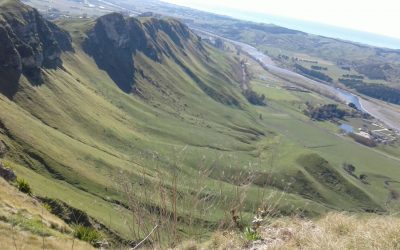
359,174,369,184
343,163,356,174
243,89,266,106
348,103,358,110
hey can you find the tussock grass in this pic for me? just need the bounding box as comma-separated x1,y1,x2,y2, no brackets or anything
0,221,93,250
16,178,32,195
73,225,102,245
195,212,400,250
0,178,94,249
0,178,65,231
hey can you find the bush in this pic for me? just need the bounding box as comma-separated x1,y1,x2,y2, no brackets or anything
16,178,32,195
343,163,356,174
43,203,53,213
73,225,101,245
243,89,266,106
348,103,358,110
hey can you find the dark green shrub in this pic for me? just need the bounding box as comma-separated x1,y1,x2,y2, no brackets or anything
243,89,266,106
73,225,101,245
343,163,356,175
16,178,32,195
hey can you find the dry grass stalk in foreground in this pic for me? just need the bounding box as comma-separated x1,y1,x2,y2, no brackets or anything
248,213,398,250
0,221,93,250
178,212,400,250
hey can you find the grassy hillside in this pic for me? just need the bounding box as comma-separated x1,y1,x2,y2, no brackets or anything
104,1,400,102
0,177,94,249
1,1,400,247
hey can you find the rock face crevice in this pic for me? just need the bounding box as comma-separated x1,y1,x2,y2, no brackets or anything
0,25,22,97
0,0,73,98
83,13,198,93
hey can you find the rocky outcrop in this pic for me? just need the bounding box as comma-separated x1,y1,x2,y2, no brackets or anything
0,163,16,182
83,13,199,93
0,0,73,97
46,21,74,52
83,13,137,92
0,25,22,97
142,18,191,49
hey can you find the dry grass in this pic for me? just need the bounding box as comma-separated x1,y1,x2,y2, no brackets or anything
0,221,93,250
0,177,66,230
0,177,94,250
183,212,400,250
174,231,245,250
279,212,400,250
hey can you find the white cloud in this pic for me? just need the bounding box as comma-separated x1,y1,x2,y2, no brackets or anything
162,0,400,39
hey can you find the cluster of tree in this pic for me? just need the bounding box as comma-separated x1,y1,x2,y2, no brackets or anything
343,163,369,184
348,103,358,110
278,54,289,60
339,78,400,105
338,78,364,85
311,65,328,71
213,38,225,50
343,163,357,177
341,66,351,71
304,103,346,121
355,85,400,105
295,64,333,83
342,74,364,79
297,59,318,64
354,63,388,80
347,103,373,119
243,89,266,106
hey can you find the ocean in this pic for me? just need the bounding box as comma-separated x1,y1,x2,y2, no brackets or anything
203,7,400,49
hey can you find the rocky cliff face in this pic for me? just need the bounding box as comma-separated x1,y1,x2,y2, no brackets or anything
0,0,72,98
83,13,199,93
0,25,22,97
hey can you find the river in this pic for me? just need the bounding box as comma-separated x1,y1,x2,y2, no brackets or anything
193,27,400,131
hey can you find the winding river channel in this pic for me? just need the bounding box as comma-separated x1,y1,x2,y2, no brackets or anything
86,0,400,132
193,27,400,131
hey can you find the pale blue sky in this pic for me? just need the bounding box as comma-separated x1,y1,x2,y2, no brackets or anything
162,0,400,39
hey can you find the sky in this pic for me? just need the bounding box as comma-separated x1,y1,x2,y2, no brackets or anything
162,0,400,39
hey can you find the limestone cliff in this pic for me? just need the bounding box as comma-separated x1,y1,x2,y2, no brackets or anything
83,13,200,93
0,0,72,97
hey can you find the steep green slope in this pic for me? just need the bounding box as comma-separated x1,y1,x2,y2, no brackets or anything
0,177,94,250
110,1,400,101
1,0,400,246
